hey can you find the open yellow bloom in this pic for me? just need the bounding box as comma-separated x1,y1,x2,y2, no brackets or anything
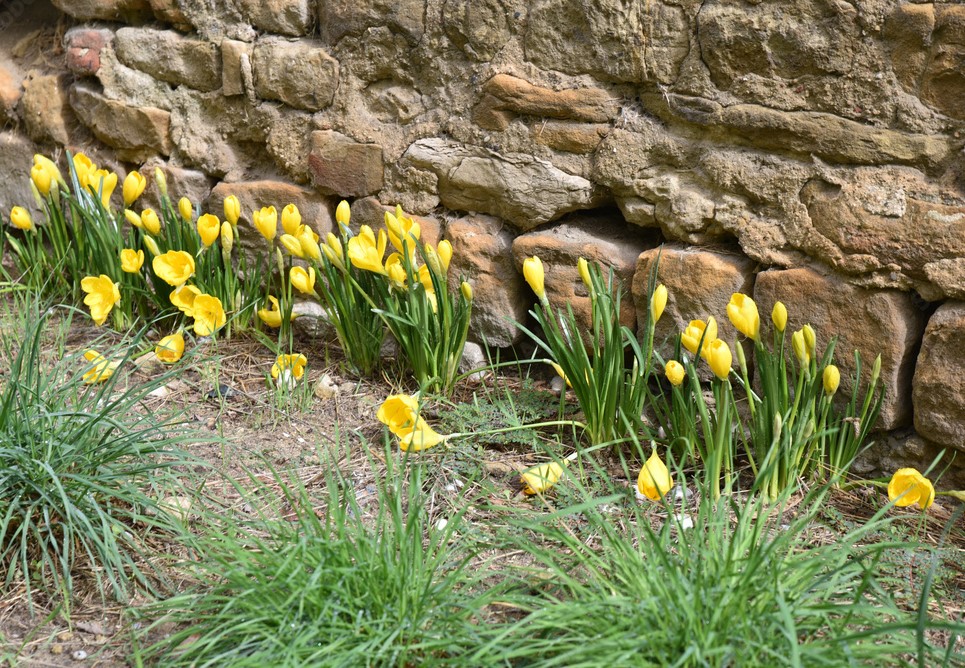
197,213,220,247
522,256,545,301
521,461,566,495
253,206,277,242
223,195,240,226
281,203,301,236
120,248,144,273
31,163,53,196
179,197,193,221
665,360,685,386
727,293,760,340
637,451,673,501
888,468,935,510
651,284,668,325
155,332,185,364
123,170,146,206
81,274,120,326
83,350,119,384
170,284,202,317
271,353,307,382
141,208,161,235
772,301,788,332
347,225,388,275
91,169,117,207
290,266,316,295
706,339,732,380
400,419,447,452
823,364,840,395
377,394,420,436
192,294,226,336
153,250,196,286
10,206,33,231
257,295,285,328
681,317,718,358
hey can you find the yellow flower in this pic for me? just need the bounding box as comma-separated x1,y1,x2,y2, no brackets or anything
651,284,668,325
802,324,816,358
81,274,120,326
178,197,193,221
120,248,144,273
122,170,146,206
154,166,167,197
523,256,545,301
377,394,420,436
418,263,435,294
141,208,161,235
31,163,53,196
280,233,305,259
10,206,33,231
124,209,143,229
887,468,935,510
706,339,732,380
221,221,233,253
192,294,226,336
298,226,322,261
772,301,788,332
281,203,301,236
521,461,566,495
727,293,760,340
548,361,572,388
347,225,388,275
170,284,202,317
72,153,95,189
290,266,316,295
223,195,240,226
153,251,195,286
33,155,62,192
637,451,673,501
197,213,220,247
324,233,345,270
257,295,285,328
437,240,453,272
385,252,407,287
335,199,351,229
91,169,117,207
681,317,718,357
791,329,810,365
461,281,473,301
665,360,685,386
385,209,420,255
400,418,447,452
271,353,307,383
82,350,118,384
577,257,592,289
143,235,161,256
155,332,185,364
823,364,840,396
253,206,277,242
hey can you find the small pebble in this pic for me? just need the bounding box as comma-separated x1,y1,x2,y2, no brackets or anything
672,486,692,502
72,649,88,661
549,375,566,395
51,644,63,655
674,513,695,530
314,374,339,400
435,518,448,531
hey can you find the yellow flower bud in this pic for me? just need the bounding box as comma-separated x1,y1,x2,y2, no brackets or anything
120,248,144,273
771,301,788,332
437,239,453,273
290,266,316,295
681,318,718,358
124,209,143,229
31,163,52,196
727,293,760,340
143,235,161,256
802,324,816,358
791,329,810,366
153,166,168,198
665,360,685,387
223,194,240,226
651,284,668,325
523,256,546,302
280,233,305,259
823,364,840,396
706,339,732,380
253,206,277,242
577,257,592,289
521,462,566,495
281,203,301,236
141,208,161,235
10,206,33,231
123,170,146,206
335,199,351,228
461,281,473,301
178,197,193,221
637,451,673,501
197,213,220,247
298,227,322,262
220,221,233,254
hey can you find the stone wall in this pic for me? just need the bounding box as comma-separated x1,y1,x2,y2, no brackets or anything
2,0,964,483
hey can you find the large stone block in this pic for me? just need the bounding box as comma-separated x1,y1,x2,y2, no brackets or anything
632,246,756,350
65,27,114,77
0,63,22,124
476,74,619,130
753,267,927,430
221,39,251,97
69,83,172,161
307,130,383,198
443,0,516,61
51,0,153,21
21,72,74,145
511,212,652,335
114,28,221,92
447,214,526,347
913,302,965,450
318,0,425,45
0,132,42,218
236,0,312,36
252,38,339,111
206,180,334,247
404,138,607,230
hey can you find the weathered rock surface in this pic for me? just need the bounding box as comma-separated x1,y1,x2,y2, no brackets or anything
69,83,171,161
0,132,42,217
114,28,221,92
308,131,384,198
252,38,339,111
754,267,927,431
21,73,75,145
51,0,153,22
405,138,607,230
913,302,965,450
65,27,114,77
474,73,619,132
236,0,312,37
317,0,425,45
447,214,526,348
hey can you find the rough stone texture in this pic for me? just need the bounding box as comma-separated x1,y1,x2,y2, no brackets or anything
443,0,517,61
51,0,153,22
0,132,42,218
69,83,171,161
854,432,965,492
530,122,609,154
913,302,965,450
147,0,191,27
206,180,334,245
632,246,756,348
221,39,251,97
447,214,526,348
754,267,927,431
21,72,75,146
308,130,384,198
236,0,312,37
405,138,607,230
0,63,22,124
318,0,425,45
114,28,221,92
512,212,653,334
475,73,619,132
252,38,339,111
65,27,114,77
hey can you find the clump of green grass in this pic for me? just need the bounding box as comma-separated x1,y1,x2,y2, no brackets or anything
0,300,202,608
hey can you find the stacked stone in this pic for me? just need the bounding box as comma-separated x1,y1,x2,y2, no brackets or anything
0,0,963,484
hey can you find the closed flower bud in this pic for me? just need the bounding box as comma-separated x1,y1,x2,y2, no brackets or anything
280,233,305,259
727,293,760,340
281,203,301,236
665,360,685,386
10,206,33,231
220,221,234,254
143,235,161,256
577,257,592,290
771,301,788,332
461,281,473,302
823,364,840,395
802,324,816,357
253,206,277,242
637,451,673,501
523,256,546,302
31,163,52,196
437,239,453,273
178,197,193,221
124,209,143,229
197,213,220,247
791,329,810,365
223,195,240,226
298,227,322,262
153,167,168,198
290,266,316,295
123,170,146,206
706,339,732,380
335,199,351,229
651,284,668,325
141,208,161,235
